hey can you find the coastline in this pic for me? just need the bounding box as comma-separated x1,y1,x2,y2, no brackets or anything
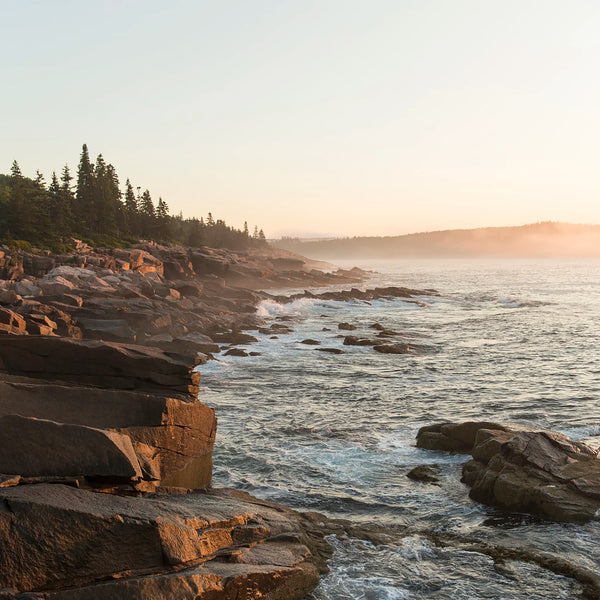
2,246,600,598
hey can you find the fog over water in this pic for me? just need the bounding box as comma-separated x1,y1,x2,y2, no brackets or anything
200,259,600,599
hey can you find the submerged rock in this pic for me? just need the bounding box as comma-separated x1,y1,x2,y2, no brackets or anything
317,348,344,355
300,339,321,345
343,335,375,346
406,464,441,484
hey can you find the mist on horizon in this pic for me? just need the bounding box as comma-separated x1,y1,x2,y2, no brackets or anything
274,222,600,259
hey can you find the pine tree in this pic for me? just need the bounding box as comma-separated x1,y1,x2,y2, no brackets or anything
10,160,22,179
243,221,249,236
124,179,138,236
59,165,74,234
75,144,95,233
34,170,46,190
156,197,169,240
140,190,155,238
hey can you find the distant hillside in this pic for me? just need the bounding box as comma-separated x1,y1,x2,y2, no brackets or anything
273,223,600,259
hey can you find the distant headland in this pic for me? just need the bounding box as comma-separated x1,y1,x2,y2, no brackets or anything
273,222,600,260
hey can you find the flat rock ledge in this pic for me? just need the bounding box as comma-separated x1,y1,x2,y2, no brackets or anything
0,485,322,600
416,421,600,522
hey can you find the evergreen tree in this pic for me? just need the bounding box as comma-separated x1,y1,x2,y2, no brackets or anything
75,144,95,233
243,221,249,236
34,170,46,190
156,197,169,240
10,160,22,179
59,165,74,234
140,189,155,237
124,179,138,236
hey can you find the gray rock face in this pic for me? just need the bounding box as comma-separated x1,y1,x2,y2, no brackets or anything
0,485,321,599
417,421,600,522
0,415,142,480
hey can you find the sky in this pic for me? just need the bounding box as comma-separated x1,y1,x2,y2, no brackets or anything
3,0,600,238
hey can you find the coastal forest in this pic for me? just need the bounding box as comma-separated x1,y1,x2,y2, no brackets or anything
0,144,266,253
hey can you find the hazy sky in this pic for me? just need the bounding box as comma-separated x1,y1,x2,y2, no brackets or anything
3,1,600,237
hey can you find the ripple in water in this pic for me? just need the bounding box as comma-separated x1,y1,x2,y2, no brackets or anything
200,259,600,599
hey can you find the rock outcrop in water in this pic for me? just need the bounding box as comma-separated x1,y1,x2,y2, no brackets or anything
417,421,600,522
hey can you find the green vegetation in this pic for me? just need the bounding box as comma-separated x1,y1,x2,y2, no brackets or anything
0,144,267,252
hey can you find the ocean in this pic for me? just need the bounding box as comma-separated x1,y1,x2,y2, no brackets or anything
199,259,600,599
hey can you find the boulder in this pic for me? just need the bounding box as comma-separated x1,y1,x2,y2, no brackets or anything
317,348,344,354
38,276,76,296
213,331,258,344
0,289,20,305
13,280,41,298
417,421,600,522
0,415,141,480
406,464,440,484
224,348,249,357
343,336,374,346
337,322,356,331
373,343,411,354
299,339,320,345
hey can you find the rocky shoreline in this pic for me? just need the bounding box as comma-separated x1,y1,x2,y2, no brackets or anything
2,243,600,598
0,242,440,599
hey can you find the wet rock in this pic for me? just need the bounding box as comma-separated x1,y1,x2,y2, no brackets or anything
418,421,600,522
407,464,441,484
0,415,142,480
369,322,385,330
213,331,258,344
373,343,411,354
224,348,249,357
416,422,510,452
317,348,344,354
337,322,356,331
343,335,375,346
259,323,293,335
249,351,262,356
377,329,400,337
300,339,321,345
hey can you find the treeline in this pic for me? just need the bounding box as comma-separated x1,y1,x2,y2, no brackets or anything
0,144,266,252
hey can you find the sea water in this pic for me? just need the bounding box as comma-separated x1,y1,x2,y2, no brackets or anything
199,259,600,599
